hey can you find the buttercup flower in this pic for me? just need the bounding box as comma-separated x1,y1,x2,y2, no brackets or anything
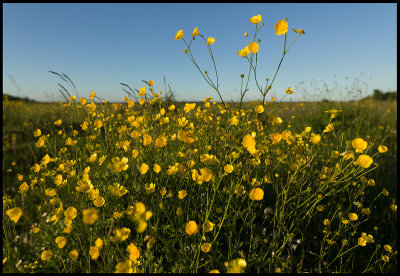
274,18,288,36
82,208,99,225
352,138,367,153
185,220,199,235
248,42,259,53
192,27,199,37
206,37,215,45
175,29,183,40
249,14,262,24
249,188,264,201
378,145,388,153
41,250,53,261
6,207,23,223
356,154,373,169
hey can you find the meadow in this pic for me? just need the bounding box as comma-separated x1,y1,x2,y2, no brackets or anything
3,15,397,273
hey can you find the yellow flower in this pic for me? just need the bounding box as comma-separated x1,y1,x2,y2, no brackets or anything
139,163,149,174
127,243,140,263
192,27,199,37
94,196,105,207
384,244,392,252
285,87,294,94
209,269,220,273
89,246,100,260
82,208,99,225
64,207,77,220
80,97,87,105
323,123,334,133
153,164,161,173
382,188,389,196
89,90,96,100
95,238,104,248
54,119,62,126
139,98,146,105
19,182,29,192
69,250,79,261
200,168,213,182
356,154,373,169
41,250,53,261
110,228,131,242
248,42,259,53
237,46,250,58
352,138,368,153
34,129,42,137
155,135,167,148
270,132,282,144
224,164,234,174
138,86,146,96
274,18,288,36
201,243,211,253
382,255,390,262
378,145,388,153
205,220,214,232
348,213,358,221
175,29,183,40
115,260,134,273
148,80,154,86
6,207,23,223
206,37,215,45
249,188,264,201
323,219,330,226
242,134,256,149
142,133,153,146
178,190,188,199
145,183,156,194
186,220,199,235
249,14,262,24
254,104,264,113
228,115,239,126
292,28,305,35
310,134,321,144
55,236,67,249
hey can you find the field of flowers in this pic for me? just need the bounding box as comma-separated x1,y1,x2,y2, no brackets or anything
2,14,397,273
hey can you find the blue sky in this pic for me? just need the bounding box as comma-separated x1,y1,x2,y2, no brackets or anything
3,3,397,102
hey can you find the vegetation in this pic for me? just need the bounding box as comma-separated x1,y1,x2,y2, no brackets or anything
3,14,397,273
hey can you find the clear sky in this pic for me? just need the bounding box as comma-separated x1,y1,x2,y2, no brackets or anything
3,3,397,102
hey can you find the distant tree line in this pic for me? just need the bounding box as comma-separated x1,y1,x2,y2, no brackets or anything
369,89,397,101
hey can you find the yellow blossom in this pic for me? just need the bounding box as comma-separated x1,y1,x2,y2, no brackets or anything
206,37,215,45
274,18,288,36
186,220,199,235
192,27,199,37
6,207,23,223
249,14,262,24
175,29,183,40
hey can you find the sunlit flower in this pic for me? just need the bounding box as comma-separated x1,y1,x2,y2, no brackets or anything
378,145,388,153
206,37,215,45
248,42,259,53
348,213,358,221
352,138,367,153
274,18,288,36
55,236,67,249
69,250,79,261
178,190,188,199
249,188,264,201
175,29,183,40
89,246,100,260
41,250,53,261
356,154,373,169
249,14,262,24
192,27,199,37
254,104,264,113
186,220,199,235
6,207,23,223
139,163,149,174
127,242,140,263
82,208,99,225
201,243,211,253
